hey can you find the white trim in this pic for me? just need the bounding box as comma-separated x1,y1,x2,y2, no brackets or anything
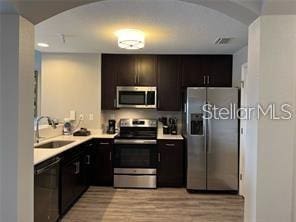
239,62,248,197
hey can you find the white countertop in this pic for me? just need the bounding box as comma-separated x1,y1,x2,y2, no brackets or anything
157,133,183,140
34,131,183,166
34,132,116,165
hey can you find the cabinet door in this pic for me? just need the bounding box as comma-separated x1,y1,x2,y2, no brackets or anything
82,141,95,186
157,140,184,187
117,54,137,86
181,55,206,87
60,156,81,215
157,55,181,111
137,55,157,86
92,139,113,186
206,55,232,87
101,54,117,109
76,154,87,197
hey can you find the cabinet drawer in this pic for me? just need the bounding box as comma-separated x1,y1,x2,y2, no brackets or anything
158,140,183,148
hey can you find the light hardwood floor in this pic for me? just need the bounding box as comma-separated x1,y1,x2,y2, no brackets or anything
62,187,244,222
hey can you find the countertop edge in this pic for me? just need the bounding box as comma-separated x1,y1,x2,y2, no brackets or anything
34,133,184,166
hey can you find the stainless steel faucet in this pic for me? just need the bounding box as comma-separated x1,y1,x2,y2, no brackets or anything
35,116,57,143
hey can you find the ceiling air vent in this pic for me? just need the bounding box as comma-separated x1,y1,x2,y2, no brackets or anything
214,37,233,45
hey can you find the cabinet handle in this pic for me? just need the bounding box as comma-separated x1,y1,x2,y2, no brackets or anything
74,162,80,174
165,143,175,147
207,76,210,85
100,142,109,145
137,73,140,84
158,153,161,162
203,75,206,85
134,74,137,84
109,152,112,161
85,155,91,165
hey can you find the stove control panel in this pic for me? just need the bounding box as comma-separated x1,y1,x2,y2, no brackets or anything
119,119,157,128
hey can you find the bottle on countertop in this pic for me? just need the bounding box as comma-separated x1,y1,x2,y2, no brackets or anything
169,117,177,135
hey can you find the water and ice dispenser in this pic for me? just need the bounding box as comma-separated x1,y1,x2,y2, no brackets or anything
190,113,203,135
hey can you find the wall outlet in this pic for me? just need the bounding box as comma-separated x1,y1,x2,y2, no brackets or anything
79,114,84,121
69,110,76,121
89,113,94,121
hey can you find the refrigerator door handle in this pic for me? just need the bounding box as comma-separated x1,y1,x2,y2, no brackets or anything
207,112,212,154
203,109,207,153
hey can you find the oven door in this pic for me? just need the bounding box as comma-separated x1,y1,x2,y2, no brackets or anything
113,139,158,169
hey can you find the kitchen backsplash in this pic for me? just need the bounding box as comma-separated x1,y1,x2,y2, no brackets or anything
34,124,64,143
101,109,183,134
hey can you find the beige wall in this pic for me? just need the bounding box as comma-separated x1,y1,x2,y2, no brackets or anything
41,53,101,129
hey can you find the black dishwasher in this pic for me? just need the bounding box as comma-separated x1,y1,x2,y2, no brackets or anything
34,156,61,222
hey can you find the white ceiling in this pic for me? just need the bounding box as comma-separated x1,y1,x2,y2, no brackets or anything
35,0,248,54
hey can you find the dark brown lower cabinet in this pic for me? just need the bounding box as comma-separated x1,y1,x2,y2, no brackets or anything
92,139,113,186
59,139,114,218
157,140,184,187
81,140,96,186
60,148,87,216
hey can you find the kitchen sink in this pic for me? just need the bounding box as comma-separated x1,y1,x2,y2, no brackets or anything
34,140,75,149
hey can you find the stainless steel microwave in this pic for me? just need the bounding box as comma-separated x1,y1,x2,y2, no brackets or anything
116,86,157,108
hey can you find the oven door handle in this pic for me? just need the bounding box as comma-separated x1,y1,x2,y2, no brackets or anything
114,139,157,145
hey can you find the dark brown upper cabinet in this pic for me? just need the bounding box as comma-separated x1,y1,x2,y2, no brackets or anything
157,55,181,111
116,54,157,86
101,54,233,110
205,55,233,87
181,55,232,87
137,55,157,86
181,55,205,87
116,54,137,86
101,54,117,110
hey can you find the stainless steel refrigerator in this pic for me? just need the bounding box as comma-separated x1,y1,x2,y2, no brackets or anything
183,87,238,191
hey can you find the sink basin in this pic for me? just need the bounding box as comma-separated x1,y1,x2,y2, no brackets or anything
35,140,75,149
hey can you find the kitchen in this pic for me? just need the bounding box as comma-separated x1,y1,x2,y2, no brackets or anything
32,1,246,221
2,0,296,222
34,1,246,222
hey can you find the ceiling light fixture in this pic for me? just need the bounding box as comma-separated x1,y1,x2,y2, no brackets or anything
116,29,145,50
37,42,49,48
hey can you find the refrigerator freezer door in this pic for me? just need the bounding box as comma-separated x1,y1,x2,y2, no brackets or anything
186,88,207,190
206,88,239,191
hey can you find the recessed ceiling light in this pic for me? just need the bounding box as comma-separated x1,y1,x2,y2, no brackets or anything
37,43,49,48
116,29,145,50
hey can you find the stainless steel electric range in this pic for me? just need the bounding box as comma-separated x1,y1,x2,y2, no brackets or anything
113,119,158,189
